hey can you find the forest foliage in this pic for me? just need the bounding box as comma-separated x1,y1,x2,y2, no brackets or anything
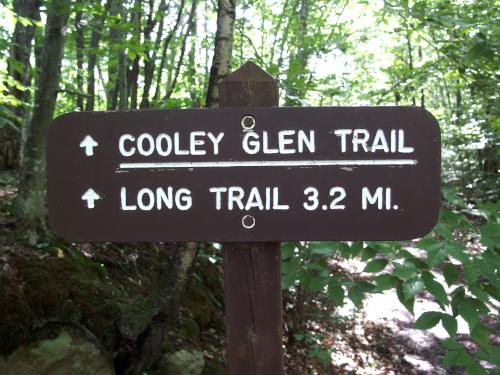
0,0,498,373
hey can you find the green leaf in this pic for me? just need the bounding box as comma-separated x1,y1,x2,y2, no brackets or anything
466,362,488,375
441,187,467,208
421,272,448,307
443,263,459,286
441,314,457,337
481,222,500,249
309,241,335,255
374,274,397,291
396,280,415,313
393,261,417,280
441,339,463,351
485,345,500,366
363,258,388,273
426,246,448,267
350,241,363,257
281,242,297,259
328,282,345,306
414,311,442,329
304,275,327,293
417,235,440,250
447,242,468,263
361,246,376,261
282,273,296,289
402,277,425,301
463,263,478,284
338,242,351,258
454,350,473,366
281,258,301,276
469,283,490,303
459,298,480,328
348,284,364,308
472,324,492,352
442,350,461,368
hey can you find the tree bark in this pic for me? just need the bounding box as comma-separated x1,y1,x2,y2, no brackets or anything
405,24,416,106
127,0,142,109
163,0,197,101
284,0,309,106
205,0,235,107
107,0,127,110
16,0,72,240
116,242,198,375
152,0,186,104
74,1,85,110
1,0,41,170
85,0,112,111
139,0,170,108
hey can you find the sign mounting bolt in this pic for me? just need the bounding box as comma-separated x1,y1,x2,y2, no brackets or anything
80,135,98,156
242,215,256,229
241,115,255,131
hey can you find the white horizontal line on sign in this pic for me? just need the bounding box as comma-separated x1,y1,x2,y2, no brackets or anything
119,159,418,169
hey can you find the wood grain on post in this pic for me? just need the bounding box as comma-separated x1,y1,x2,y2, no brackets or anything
218,62,283,375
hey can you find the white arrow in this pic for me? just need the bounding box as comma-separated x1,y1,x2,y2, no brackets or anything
81,188,101,209
79,135,98,156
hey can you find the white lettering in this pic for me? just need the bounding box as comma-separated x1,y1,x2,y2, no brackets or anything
209,187,227,210
245,187,264,210
298,130,315,153
334,129,352,153
119,134,136,157
362,187,383,210
228,187,245,210
353,129,369,152
207,132,224,155
242,132,260,154
120,187,137,210
278,130,296,154
137,188,155,210
398,130,414,153
175,188,192,210
190,131,206,156
371,129,390,153
156,134,172,156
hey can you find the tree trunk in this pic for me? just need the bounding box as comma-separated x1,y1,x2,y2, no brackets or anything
106,0,125,110
127,0,142,109
405,24,416,106
16,0,72,240
205,0,235,107
75,1,85,110
284,0,309,106
163,0,197,101
1,0,41,170
116,242,198,375
152,0,186,104
139,0,169,108
85,0,112,111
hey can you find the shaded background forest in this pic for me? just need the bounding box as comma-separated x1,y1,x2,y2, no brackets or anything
0,0,498,374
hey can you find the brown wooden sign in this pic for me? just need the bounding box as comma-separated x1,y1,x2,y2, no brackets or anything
47,106,440,242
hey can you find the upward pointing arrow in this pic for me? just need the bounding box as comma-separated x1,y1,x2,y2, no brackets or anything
80,135,98,156
82,188,101,209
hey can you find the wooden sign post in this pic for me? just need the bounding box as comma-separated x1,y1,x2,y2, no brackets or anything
218,62,283,375
47,62,441,375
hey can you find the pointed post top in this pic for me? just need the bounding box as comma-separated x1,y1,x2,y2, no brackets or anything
218,62,279,107
221,61,277,83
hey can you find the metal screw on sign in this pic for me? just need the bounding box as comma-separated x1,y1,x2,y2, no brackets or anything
241,115,255,130
241,214,256,229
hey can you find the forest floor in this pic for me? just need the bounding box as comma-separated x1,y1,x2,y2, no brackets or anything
287,280,469,374
0,171,496,375
284,249,499,375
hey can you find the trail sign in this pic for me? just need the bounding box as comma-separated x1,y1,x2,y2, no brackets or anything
47,106,440,242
